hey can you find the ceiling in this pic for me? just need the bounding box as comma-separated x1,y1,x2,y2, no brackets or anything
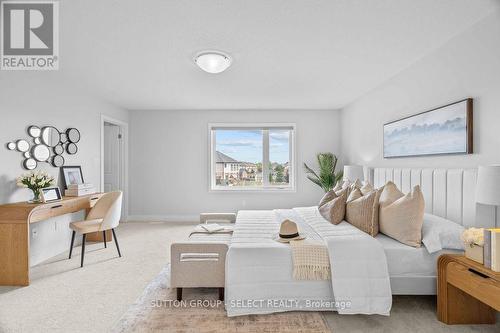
57,0,499,110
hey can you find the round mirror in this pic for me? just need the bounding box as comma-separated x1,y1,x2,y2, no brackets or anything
23,151,30,158
28,125,41,138
23,158,37,170
32,144,50,162
6,142,16,150
66,128,80,143
41,126,61,147
51,155,65,167
53,144,64,155
66,142,78,155
16,139,30,152
60,132,68,143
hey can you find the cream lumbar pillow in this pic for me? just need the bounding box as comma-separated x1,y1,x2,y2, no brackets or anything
319,190,347,225
379,184,425,247
345,187,381,236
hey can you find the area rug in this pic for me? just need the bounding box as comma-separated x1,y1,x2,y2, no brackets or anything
112,265,330,333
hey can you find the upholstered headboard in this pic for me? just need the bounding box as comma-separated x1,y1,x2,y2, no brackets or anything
367,168,499,228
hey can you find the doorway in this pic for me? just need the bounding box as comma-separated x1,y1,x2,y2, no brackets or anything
101,115,128,221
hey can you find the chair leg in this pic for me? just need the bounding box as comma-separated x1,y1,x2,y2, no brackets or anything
112,228,122,257
81,234,86,267
103,231,107,248
177,288,182,301
219,288,224,301
69,230,76,259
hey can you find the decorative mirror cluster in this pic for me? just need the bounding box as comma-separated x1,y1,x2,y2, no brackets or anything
6,126,81,170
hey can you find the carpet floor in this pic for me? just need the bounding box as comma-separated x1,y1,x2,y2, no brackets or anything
112,265,329,333
0,222,498,333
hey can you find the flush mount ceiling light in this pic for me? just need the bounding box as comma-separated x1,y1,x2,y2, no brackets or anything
195,51,232,74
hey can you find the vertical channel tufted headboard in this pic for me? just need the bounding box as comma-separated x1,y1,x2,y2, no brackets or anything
367,168,499,228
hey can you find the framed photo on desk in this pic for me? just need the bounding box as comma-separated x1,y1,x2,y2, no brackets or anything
40,187,62,203
61,166,84,189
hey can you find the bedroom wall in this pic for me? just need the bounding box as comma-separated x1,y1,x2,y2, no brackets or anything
340,9,500,225
340,9,500,169
0,74,129,265
128,109,342,221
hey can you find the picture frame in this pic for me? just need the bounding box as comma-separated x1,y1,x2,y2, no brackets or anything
60,166,84,189
383,98,473,158
40,187,62,203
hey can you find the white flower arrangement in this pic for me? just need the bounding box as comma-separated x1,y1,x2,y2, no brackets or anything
16,171,55,202
461,227,484,248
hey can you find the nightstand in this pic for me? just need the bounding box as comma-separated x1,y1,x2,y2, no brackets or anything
437,254,500,325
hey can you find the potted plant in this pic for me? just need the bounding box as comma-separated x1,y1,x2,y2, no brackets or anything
303,153,343,193
461,227,485,264
16,171,55,203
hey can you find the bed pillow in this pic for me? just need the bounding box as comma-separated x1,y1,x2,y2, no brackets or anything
379,185,425,247
318,190,346,225
379,181,404,207
345,188,381,236
332,182,342,192
360,182,374,195
319,190,336,207
421,213,465,253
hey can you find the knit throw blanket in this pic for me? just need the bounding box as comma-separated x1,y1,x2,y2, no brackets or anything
289,240,331,280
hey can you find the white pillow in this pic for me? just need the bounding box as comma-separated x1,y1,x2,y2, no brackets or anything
421,213,465,254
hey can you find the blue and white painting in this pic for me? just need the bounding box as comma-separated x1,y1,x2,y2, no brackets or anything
384,100,471,158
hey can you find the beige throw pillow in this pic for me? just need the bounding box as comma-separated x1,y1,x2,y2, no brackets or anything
345,188,381,237
379,184,425,247
319,190,346,225
379,181,404,207
319,190,336,207
360,182,374,195
332,182,343,192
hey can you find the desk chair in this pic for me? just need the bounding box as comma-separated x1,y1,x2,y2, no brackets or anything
68,191,123,267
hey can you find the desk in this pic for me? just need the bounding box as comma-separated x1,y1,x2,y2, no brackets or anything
0,193,105,286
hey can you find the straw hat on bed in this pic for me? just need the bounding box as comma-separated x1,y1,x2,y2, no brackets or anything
275,219,305,243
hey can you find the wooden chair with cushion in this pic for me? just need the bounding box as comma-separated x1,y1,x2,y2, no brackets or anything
69,191,123,267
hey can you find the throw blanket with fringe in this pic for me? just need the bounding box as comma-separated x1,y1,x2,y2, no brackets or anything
294,207,392,315
275,209,330,280
289,240,331,280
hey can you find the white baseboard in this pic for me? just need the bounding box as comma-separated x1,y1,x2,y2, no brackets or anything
126,215,199,223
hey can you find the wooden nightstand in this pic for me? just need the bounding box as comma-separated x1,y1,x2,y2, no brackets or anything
437,254,500,325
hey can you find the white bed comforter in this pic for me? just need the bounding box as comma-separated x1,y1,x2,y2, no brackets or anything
225,207,392,316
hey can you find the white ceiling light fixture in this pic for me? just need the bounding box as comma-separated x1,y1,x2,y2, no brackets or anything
195,51,232,74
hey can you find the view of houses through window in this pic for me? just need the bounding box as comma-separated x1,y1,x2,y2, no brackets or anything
212,126,293,189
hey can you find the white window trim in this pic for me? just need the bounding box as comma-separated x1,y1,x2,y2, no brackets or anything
208,123,296,192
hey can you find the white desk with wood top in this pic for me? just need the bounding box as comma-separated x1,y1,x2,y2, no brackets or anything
0,193,107,286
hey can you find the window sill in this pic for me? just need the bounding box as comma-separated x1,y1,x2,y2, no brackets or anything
209,186,296,193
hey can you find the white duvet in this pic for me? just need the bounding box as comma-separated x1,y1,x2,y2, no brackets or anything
225,207,392,317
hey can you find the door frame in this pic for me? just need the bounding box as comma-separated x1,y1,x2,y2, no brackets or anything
100,115,129,221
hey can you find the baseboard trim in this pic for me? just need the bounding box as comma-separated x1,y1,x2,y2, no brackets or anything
126,215,199,223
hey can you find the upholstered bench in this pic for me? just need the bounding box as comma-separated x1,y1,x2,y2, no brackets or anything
170,213,235,301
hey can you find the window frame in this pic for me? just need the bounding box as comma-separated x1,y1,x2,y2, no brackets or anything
208,123,296,192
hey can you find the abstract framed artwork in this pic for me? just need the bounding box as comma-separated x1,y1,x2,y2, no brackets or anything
383,99,473,158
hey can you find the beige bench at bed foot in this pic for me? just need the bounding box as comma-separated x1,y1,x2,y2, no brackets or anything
171,213,234,301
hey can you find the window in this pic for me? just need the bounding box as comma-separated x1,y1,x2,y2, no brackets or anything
210,124,295,191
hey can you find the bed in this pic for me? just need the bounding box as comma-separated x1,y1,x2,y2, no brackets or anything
225,168,498,317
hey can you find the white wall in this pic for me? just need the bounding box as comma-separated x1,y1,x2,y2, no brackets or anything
128,109,342,220
340,9,500,169
0,74,128,265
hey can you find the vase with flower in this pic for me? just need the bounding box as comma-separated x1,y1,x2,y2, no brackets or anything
461,227,485,264
16,171,56,203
